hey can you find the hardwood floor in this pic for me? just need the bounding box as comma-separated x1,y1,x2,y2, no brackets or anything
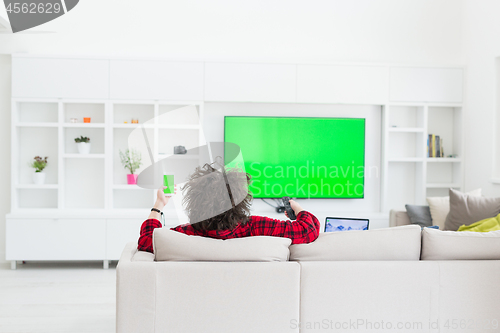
0,262,116,333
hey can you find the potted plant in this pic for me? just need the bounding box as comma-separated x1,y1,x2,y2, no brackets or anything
75,136,91,154
30,156,48,185
119,149,142,184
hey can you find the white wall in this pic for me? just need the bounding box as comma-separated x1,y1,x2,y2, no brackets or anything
0,55,11,266
0,0,463,64
0,0,465,264
462,0,500,196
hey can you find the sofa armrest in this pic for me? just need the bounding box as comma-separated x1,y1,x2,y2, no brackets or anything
389,209,411,227
116,242,156,333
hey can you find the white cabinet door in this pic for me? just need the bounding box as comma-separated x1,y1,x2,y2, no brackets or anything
12,57,109,99
390,67,463,102
204,63,296,102
106,219,144,260
6,219,106,260
297,65,389,104
110,60,204,100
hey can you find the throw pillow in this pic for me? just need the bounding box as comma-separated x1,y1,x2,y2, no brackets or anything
405,205,432,228
444,188,500,231
426,188,481,229
457,214,500,232
153,229,291,262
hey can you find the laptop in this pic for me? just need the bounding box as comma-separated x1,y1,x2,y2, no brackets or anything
324,217,369,232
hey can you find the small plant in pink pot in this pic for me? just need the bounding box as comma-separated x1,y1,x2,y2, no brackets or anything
119,149,142,184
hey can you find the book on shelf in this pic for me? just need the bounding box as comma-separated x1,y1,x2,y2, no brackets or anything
440,137,444,157
427,134,443,158
426,136,429,157
436,135,440,157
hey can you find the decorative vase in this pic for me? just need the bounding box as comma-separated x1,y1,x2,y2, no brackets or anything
77,142,91,154
127,174,138,185
32,172,46,185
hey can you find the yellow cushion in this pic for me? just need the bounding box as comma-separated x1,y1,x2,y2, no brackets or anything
458,214,500,232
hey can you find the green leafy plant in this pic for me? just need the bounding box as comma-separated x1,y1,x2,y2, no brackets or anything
74,136,90,143
119,149,142,174
30,156,48,173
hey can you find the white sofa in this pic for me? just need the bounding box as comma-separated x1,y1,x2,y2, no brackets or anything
389,209,412,227
117,225,500,333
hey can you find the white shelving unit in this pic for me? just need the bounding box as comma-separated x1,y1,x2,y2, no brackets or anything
7,55,465,268
9,98,205,268
11,99,205,212
381,104,464,211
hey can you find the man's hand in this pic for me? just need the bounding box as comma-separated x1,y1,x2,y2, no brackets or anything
154,186,176,210
284,199,304,219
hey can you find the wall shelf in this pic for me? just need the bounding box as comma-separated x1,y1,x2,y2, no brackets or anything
11,99,205,212
157,154,200,160
16,122,58,127
63,154,106,159
388,158,424,162
157,124,200,130
382,104,464,210
426,183,461,188
113,124,155,129
426,158,461,163
15,184,59,189
388,127,424,133
63,123,105,128
112,185,152,190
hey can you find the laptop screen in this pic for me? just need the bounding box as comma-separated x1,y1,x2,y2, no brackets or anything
324,217,369,232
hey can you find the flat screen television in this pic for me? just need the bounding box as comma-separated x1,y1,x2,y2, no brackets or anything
224,116,365,198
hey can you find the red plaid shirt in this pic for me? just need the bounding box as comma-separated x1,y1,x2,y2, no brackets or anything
137,211,320,253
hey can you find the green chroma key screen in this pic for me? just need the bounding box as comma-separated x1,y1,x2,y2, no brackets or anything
224,116,365,198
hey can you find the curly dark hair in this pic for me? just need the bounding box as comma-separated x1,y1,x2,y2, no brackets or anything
182,162,253,231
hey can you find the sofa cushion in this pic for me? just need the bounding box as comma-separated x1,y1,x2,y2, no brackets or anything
426,188,481,230
405,204,433,228
153,229,291,262
132,250,155,262
421,227,500,260
289,225,421,261
444,188,500,231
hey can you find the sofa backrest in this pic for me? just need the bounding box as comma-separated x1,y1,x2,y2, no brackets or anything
389,209,411,227
153,229,291,262
298,260,500,333
118,241,500,333
289,225,421,261
422,227,500,260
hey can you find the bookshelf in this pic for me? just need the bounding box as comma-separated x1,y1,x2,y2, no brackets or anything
382,104,464,211
7,55,465,268
11,99,205,212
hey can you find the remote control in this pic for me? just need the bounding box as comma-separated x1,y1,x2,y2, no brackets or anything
282,196,297,220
